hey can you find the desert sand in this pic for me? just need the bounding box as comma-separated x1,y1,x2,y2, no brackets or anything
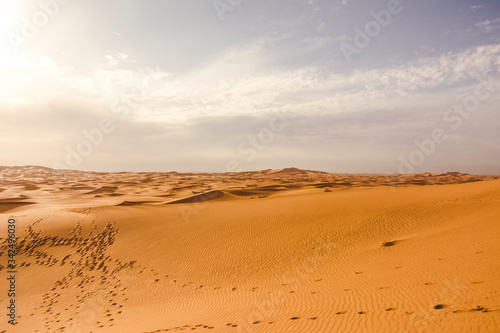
0,166,499,332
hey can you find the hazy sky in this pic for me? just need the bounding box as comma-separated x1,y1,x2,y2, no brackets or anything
1,0,499,173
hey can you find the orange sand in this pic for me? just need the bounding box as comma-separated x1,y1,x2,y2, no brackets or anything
0,166,499,332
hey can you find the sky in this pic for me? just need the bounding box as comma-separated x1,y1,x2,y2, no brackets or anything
0,0,499,173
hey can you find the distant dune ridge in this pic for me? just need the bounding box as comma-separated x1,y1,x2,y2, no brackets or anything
0,166,499,332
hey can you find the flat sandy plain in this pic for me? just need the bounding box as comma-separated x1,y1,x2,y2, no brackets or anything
0,166,499,333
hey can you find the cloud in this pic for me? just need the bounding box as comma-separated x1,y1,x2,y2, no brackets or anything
40,56,57,69
470,5,485,12
1,38,500,172
475,17,500,33
105,53,133,66
135,43,500,124
3,42,499,125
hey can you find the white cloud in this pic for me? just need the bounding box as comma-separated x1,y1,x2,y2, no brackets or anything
138,43,500,122
40,56,57,69
470,5,485,12
475,17,500,33
105,53,133,66
1,43,499,128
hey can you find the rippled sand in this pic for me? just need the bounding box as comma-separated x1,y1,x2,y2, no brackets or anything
1,166,499,332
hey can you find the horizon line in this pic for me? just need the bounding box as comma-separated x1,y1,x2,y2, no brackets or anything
1,165,499,176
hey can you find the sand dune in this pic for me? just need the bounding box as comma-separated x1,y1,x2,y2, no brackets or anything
166,190,227,204
0,166,499,332
0,201,35,213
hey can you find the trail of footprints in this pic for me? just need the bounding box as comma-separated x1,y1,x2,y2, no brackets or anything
0,213,496,331
1,232,497,332
139,266,497,332
0,212,140,332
